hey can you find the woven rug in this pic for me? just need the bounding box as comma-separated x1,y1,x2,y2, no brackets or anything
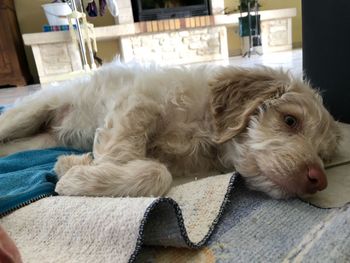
1,174,349,263
0,173,236,263
0,125,349,262
137,182,350,262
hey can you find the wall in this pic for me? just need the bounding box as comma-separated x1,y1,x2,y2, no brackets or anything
14,0,301,82
260,0,302,46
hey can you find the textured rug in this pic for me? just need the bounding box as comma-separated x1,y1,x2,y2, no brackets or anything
137,182,350,262
0,124,349,262
2,174,349,263
0,173,235,263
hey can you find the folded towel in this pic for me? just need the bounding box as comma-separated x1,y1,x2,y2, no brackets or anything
0,148,82,216
0,173,237,263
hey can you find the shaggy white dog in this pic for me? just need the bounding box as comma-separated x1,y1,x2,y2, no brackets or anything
0,62,341,198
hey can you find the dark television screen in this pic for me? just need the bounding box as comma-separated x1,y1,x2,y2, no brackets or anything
141,0,206,10
133,0,210,22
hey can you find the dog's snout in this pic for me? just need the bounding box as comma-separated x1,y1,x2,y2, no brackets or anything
306,164,327,192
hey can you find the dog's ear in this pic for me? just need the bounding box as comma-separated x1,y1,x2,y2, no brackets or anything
210,67,288,143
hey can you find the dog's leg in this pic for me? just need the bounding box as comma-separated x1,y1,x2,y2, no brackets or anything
0,133,58,157
94,100,162,163
56,99,173,197
55,159,172,197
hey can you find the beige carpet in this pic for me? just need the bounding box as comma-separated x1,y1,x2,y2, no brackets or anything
0,174,235,263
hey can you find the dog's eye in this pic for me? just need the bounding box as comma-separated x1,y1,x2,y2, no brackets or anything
284,115,298,128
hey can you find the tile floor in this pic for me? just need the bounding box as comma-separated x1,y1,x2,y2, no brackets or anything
227,48,302,76
0,85,40,106
0,49,303,105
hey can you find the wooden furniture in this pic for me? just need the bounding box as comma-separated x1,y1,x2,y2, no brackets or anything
0,0,31,86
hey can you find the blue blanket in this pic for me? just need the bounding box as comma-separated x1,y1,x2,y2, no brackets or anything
0,148,82,216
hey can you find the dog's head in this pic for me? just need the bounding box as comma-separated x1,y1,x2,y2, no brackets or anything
210,66,341,199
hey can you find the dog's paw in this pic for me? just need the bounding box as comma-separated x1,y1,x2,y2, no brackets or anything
55,176,78,196
54,153,93,178
55,166,87,196
55,176,73,196
55,165,97,196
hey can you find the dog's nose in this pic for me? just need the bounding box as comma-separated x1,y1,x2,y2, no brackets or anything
306,164,328,192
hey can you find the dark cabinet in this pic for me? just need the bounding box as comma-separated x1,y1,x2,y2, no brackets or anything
0,0,31,86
